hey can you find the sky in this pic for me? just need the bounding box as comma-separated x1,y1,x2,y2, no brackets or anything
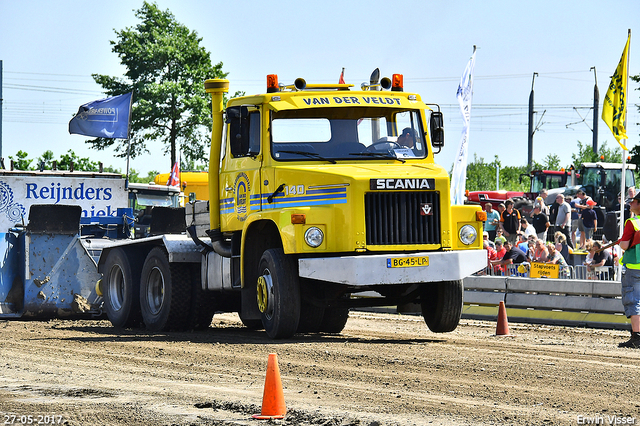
1,0,639,178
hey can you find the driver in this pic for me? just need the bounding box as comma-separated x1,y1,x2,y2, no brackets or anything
397,128,416,148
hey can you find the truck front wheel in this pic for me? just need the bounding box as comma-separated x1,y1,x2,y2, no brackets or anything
320,307,349,333
420,280,463,333
256,248,300,339
139,247,191,331
102,248,142,328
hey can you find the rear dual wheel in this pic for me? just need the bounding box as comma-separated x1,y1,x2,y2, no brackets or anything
139,247,191,331
102,248,142,328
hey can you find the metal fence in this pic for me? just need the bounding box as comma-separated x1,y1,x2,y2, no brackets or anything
476,263,616,281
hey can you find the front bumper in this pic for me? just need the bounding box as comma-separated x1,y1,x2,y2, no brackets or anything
298,249,487,286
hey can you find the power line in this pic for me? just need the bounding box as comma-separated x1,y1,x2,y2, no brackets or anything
4,83,103,96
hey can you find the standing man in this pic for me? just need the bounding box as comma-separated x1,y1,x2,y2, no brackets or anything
536,188,550,216
574,189,593,249
531,204,550,242
500,199,521,245
581,199,598,245
548,196,560,242
618,192,640,348
484,203,500,241
554,194,573,249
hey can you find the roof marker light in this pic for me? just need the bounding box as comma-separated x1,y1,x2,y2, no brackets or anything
391,74,404,92
267,74,279,93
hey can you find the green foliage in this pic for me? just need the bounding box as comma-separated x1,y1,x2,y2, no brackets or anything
541,153,561,170
464,154,499,191
629,145,640,169
458,139,631,192
5,150,160,184
7,150,110,172
180,159,208,172
463,155,539,192
8,150,32,170
500,165,530,192
90,1,228,170
571,140,621,169
127,169,161,183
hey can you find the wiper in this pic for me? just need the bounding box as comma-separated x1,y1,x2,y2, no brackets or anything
349,152,406,163
277,150,337,164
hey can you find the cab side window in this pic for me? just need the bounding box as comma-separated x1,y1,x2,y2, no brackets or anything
227,106,260,158
249,112,260,155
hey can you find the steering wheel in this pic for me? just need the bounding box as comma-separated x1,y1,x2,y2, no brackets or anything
365,141,401,152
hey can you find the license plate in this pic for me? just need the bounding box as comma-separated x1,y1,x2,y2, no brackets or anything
386,256,429,268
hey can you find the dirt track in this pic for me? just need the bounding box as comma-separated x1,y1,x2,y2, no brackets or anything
1,311,639,426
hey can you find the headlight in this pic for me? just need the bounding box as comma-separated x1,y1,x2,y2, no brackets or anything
459,224,477,245
304,227,324,248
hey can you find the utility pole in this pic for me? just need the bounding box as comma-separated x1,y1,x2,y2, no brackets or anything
527,72,538,171
591,67,599,155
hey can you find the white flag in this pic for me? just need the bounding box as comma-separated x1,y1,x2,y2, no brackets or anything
450,48,476,205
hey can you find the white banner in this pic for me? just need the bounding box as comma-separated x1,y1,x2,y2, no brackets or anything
0,174,128,231
450,48,476,205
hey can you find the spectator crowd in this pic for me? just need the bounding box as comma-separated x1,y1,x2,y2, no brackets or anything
480,188,621,276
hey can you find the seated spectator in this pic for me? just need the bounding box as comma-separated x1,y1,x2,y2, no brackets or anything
603,236,621,265
483,231,495,249
546,243,568,267
519,217,536,238
583,241,594,265
517,234,529,254
526,239,536,261
533,238,549,262
483,240,498,272
587,241,613,271
490,240,527,268
554,231,572,261
495,240,506,260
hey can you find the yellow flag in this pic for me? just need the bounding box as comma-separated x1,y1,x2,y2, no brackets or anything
602,33,630,151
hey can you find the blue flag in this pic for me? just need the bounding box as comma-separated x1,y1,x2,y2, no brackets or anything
69,92,132,139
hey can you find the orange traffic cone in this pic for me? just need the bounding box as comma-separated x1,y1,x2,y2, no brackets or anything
495,301,511,336
252,353,286,420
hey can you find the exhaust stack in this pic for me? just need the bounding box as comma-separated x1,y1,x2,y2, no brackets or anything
204,78,229,232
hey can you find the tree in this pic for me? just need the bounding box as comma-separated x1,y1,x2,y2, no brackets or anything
91,2,228,169
464,154,500,191
128,168,161,183
571,140,621,169
541,153,561,170
8,150,32,170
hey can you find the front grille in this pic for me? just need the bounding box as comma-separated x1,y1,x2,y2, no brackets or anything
365,191,441,245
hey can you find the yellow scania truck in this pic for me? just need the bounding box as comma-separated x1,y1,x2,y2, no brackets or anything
98,72,487,339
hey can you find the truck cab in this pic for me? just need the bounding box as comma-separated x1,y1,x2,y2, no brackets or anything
201,74,486,338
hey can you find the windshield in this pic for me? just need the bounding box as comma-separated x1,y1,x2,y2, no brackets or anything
531,173,566,193
581,167,635,200
270,107,427,161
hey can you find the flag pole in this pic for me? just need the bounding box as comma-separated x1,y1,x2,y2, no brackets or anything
618,29,631,242
124,91,134,190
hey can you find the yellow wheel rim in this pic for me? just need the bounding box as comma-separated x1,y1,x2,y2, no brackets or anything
256,272,275,318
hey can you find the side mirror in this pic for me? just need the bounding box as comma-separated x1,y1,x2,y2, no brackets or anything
430,111,444,153
518,173,529,184
226,106,250,157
